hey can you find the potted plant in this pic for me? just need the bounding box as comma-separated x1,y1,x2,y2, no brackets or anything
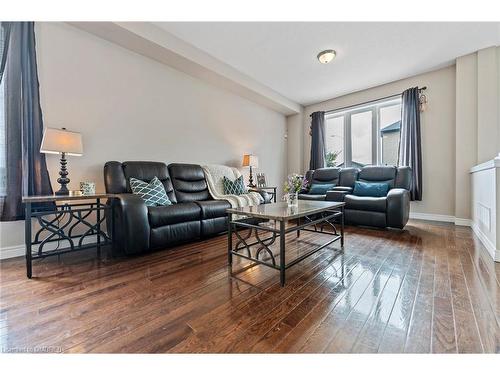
283,174,307,207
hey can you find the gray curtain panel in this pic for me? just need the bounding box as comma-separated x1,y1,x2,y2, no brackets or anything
0,22,53,221
398,87,422,201
309,111,326,170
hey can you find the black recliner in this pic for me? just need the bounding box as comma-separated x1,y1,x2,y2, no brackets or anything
298,167,341,201
300,165,411,229
104,161,231,255
340,166,411,229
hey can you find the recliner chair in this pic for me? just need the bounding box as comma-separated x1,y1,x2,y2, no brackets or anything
300,165,411,229
299,167,341,201
340,166,411,229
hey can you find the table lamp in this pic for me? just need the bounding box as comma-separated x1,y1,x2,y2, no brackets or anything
40,127,83,195
242,154,258,188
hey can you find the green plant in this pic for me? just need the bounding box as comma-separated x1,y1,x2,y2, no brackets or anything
326,150,341,167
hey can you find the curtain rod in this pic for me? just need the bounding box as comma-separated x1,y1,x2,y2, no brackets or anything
313,86,427,117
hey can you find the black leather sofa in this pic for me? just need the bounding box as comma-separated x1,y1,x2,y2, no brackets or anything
104,161,268,255
300,165,411,229
299,167,358,201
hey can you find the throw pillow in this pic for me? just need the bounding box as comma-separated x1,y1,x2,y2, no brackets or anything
308,183,336,195
129,176,172,206
353,181,390,197
223,175,246,195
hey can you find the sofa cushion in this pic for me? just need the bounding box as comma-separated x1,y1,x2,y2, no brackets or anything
298,193,326,201
168,163,210,203
148,202,201,228
353,181,389,197
120,161,177,203
358,165,396,188
223,175,246,195
309,183,336,195
196,200,231,220
130,176,172,207
345,195,387,212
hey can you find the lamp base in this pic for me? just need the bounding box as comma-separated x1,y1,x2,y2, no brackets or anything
248,166,256,188
55,186,70,196
55,152,70,196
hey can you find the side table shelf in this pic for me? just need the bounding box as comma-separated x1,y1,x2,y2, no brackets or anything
22,193,115,278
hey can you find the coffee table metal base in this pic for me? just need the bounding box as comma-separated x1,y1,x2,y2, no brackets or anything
228,208,344,286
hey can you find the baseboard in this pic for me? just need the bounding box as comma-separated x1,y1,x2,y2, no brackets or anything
409,212,472,227
471,223,500,262
0,244,25,260
409,212,456,223
0,234,100,261
454,217,472,226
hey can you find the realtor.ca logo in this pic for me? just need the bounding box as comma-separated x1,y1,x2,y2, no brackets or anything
1,346,63,353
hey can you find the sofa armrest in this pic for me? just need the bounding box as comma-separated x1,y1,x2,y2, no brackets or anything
386,188,410,229
326,190,348,202
248,188,271,204
331,186,353,193
108,194,150,255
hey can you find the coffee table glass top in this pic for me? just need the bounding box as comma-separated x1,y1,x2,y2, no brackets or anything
227,200,344,221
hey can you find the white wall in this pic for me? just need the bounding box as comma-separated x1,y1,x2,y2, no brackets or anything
0,22,287,256
455,54,478,221
290,66,457,218
470,157,500,261
477,47,499,164
455,46,500,225
286,111,304,175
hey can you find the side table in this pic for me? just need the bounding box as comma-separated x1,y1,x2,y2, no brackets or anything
22,193,115,278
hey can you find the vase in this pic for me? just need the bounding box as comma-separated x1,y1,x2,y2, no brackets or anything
287,192,299,207
80,181,96,195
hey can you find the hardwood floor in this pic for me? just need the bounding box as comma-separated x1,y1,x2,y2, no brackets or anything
1,220,499,353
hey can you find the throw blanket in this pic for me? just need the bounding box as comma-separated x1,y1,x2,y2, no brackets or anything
202,164,263,208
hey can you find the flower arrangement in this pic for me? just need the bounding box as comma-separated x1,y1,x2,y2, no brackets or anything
283,174,308,194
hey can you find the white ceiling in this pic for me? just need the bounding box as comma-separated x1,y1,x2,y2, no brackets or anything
155,22,500,106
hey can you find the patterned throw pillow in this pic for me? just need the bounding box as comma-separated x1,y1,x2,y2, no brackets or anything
129,176,172,206
223,175,246,195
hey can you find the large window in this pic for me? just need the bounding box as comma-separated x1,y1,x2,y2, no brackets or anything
325,97,401,167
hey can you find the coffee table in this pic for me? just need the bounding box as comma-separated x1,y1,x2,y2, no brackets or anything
227,200,345,286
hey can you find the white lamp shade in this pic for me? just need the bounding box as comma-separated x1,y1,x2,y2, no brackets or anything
242,154,259,168
40,127,83,156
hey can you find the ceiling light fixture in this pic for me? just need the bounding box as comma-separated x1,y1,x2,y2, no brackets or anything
317,49,336,64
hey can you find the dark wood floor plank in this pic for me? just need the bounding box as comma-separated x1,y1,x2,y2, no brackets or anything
455,237,499,353
403,223,438,353
447,238,484,353
350,237,418,352
1,220,499,353
377,236,424,353
171,236,350,353
298,239,401,353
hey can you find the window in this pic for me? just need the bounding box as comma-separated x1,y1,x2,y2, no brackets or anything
325,97,401,167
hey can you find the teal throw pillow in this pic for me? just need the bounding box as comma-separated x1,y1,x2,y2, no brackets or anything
353,181,389,197
308,183,336,195
130,176,172,206
223,175,246,195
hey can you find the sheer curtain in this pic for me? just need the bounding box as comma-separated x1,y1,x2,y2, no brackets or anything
0,22,53,221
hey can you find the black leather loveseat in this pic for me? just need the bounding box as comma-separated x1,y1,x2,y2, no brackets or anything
300,165,411,229
104,161,268,255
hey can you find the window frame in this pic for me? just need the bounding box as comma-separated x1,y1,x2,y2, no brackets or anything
325,96,401,167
